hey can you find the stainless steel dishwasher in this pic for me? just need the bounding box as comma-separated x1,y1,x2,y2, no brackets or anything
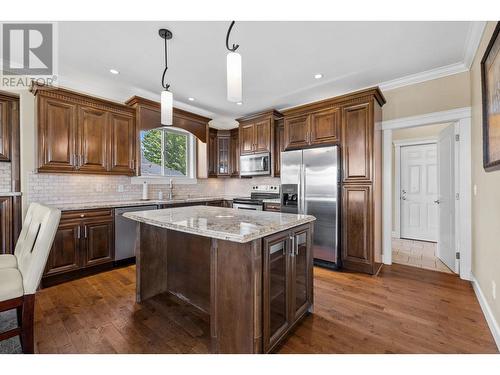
115,205,158,261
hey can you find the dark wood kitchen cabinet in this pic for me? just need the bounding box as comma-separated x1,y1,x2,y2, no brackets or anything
237,110,282,157
0,197,13,254
32,84,136,176
282,87,385,275
230,128,239,177
263,223,313,352
274,119,284,176
341,102,372,183
43,209,115,286
207,128,218,177
283,107,339,150
0,94,15,161
216,131,230,176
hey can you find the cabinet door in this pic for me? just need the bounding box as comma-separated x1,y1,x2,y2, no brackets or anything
284,114,309,150
0,99,11,161
263,232,290,352
0,197,12,254
83,218,114,267
291,226,312,321
44,220,81,276
208,129,218,177
239,123,255,155
38,97,77,172
310,107,340,146
254,119,271,153
217,136,230,176
341,103,372,182
77,106,108,173
341,185,373,273
274,122,284,176
230,129,239,177
109,112,135,175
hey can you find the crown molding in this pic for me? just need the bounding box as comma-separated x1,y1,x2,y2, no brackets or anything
463,21,487,68
379,62,468,91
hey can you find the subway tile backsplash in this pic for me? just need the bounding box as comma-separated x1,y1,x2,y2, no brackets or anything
27,172,281,206
0,163,12,193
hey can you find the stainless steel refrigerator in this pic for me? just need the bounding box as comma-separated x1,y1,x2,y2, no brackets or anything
280,146,340,267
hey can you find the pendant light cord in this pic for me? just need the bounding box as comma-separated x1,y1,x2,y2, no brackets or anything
226,21,239,52
161,36,170,90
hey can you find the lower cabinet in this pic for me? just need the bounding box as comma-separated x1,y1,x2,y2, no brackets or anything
263,224,312,352
341,184,380,274
0,197,13,254
43,209,114,284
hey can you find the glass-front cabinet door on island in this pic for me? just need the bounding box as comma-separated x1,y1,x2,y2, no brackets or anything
291,228,311,320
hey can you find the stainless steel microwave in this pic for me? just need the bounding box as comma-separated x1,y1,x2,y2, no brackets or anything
240,152,271,176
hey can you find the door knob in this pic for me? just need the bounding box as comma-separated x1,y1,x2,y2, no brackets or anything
434,199,440,204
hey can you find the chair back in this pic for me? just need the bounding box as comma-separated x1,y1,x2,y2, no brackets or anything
15,203,61,294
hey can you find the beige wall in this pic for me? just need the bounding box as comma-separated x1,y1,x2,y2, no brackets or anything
470,22,500,327
383,71,471,121
391,123,450,232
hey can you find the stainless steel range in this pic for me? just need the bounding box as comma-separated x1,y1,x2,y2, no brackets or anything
232,185,280,211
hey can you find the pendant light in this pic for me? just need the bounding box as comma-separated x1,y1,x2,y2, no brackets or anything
159,28,173,125
226,21,242,103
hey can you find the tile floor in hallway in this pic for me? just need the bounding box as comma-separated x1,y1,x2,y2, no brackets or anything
392,238,453,274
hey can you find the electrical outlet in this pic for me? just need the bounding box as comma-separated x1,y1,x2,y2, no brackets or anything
492,280,497,300
473,184,477,196
117,184,124,193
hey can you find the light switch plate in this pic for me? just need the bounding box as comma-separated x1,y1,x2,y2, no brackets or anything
118,185,124,193
473,184,477,196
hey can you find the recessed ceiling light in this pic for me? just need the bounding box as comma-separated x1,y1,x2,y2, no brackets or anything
188,97,195,101
314,73,323,79
236,102,243,106
109,69,119,75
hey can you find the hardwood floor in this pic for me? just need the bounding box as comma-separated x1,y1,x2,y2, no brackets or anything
33,264,498,354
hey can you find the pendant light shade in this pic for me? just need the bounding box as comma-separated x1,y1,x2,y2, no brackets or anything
159,28,173,126
161,90,173,126
226,51,242,102
225,21,242,103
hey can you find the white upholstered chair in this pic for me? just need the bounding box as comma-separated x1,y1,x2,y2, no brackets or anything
0,203,61,353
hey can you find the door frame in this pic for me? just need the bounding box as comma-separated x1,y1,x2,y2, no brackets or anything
382,107,472,280
393,137,438,240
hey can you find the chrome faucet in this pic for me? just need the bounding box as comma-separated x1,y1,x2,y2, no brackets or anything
168,178,174,200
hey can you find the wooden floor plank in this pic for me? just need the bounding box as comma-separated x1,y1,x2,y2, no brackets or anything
32,263,498,354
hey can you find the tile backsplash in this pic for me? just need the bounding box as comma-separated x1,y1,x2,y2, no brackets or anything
27,172,281,206
0,163,12,192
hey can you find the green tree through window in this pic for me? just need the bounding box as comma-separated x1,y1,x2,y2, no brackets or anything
141,128,189,176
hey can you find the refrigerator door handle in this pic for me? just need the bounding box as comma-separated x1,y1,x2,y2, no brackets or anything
302,164,307,214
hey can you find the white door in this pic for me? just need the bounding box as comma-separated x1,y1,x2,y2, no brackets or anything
437,125,457,272
400,143,438,241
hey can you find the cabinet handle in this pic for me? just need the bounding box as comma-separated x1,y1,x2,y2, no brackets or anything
290,235,295,256
77,226,80,239
84,226,87,238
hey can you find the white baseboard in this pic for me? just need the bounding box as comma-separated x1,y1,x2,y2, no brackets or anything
471,275,500,351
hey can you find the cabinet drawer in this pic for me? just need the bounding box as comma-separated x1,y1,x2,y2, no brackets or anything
62,208,113,221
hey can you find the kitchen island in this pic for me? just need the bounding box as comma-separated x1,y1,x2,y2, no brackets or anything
123,206,315,353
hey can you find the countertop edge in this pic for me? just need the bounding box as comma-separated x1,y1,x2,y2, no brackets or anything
123,211,315,243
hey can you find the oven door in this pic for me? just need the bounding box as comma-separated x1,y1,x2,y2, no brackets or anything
233,203,263,211
240,152,271,176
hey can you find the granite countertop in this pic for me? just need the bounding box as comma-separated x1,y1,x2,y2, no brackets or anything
123,206,315,243
0,192,22,197
51,196,234,211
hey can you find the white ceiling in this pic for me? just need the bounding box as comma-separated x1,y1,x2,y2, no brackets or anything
57,21,480,128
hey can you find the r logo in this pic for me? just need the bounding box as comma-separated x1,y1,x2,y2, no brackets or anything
2,23,53,75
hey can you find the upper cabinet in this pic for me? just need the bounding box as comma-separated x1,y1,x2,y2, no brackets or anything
274,119,284,177
237,110,282,156
207,128,239,178
0,93,17,162
341,102,372,183
230,128,239,177
33,85,136,176
283,107,339,150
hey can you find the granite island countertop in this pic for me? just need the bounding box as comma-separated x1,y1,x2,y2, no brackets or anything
123,206,315,243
